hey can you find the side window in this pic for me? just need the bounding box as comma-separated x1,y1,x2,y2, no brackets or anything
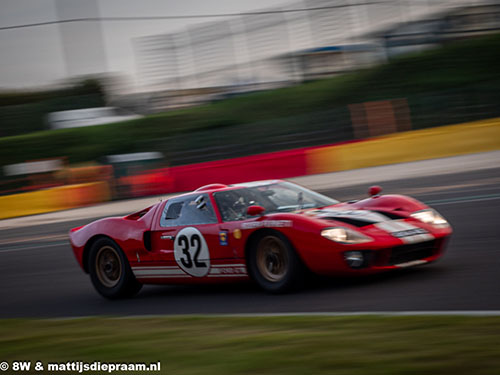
214,190,252,222
160,194,217,227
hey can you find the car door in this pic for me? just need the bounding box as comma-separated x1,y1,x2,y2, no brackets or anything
149,193,233,279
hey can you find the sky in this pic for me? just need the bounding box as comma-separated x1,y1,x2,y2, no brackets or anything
0,0,293,91
0,0,475,92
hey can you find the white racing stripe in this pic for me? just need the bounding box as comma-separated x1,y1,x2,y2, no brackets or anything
400,233,434,244
207,274,248,278
376,221,416,232
132,264,247,278
134,274,189,279
313,209,390,223
134,269,186,276
209,266,247,276
375,221,434,244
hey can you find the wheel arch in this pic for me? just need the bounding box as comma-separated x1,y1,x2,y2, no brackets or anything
244,228,305,268
244,227,308,293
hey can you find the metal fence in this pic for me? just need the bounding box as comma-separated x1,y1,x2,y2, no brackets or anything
139,83,500,166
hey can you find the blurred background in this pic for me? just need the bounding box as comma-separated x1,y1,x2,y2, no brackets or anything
1,0,499,216
2,4,500,369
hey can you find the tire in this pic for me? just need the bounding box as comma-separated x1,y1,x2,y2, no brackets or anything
248,231,304,293
88,237,142,299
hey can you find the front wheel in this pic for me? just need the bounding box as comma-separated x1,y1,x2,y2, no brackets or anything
248,232,304,293
89,238,142,299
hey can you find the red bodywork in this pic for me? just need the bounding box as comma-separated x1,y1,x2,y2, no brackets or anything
69,180,452,285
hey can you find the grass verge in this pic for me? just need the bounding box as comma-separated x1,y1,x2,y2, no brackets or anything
1,316,500,375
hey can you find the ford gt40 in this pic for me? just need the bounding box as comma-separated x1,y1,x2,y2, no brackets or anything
69,180,452,298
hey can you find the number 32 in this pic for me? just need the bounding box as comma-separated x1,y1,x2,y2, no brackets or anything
178,234,207,268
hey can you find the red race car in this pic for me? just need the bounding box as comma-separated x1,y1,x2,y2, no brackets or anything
69,180,452,298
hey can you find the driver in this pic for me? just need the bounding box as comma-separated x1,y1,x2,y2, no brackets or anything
216,191,248,221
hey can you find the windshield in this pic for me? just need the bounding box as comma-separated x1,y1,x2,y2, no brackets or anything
214,181,338,222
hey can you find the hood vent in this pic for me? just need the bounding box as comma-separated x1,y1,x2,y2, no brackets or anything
372,210,406,220
315,210,397,227
322,216,374,227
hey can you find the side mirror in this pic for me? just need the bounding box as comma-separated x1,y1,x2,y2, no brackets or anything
247,205,265,216
368,185,382,197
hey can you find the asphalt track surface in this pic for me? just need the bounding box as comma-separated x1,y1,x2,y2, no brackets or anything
0,168,499,318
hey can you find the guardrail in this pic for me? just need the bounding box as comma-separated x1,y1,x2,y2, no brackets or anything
0,182,110,220
1,117,499,220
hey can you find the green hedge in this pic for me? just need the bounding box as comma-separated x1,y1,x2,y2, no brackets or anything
0,79,106,137
0,94,105,137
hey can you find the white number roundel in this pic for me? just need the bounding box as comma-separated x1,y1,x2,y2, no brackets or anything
174,227,210,277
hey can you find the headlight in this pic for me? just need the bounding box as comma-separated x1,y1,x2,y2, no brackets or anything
411,209,449,227
321,227,373,244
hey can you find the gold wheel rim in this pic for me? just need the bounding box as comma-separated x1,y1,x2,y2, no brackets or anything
95,245,122,288
256,236,288,282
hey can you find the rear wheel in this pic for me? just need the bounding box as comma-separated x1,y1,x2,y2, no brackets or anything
89,238,142,299
248,232,304,293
